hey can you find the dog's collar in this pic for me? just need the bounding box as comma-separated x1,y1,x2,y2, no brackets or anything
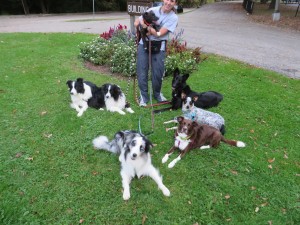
183,110,196,121
143,19,151,26
176,135,191,141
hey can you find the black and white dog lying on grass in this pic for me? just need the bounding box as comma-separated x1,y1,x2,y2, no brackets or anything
102,83,134,115
66,78,134,117
93,130,170,200
66,78,105,117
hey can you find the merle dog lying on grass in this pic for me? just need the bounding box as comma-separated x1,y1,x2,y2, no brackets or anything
154,68,223,113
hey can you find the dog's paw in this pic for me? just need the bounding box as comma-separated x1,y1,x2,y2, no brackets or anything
99,108,104,111
168,161,176,168
162,187,171,197
118,111,126,115
200,145,210,150
70,103,76,109
126,108,134,113
77,112,83,117
123,191,130,200
237,141,246,148
162,155,169,164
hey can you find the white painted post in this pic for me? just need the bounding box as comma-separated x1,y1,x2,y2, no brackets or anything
272,0,280,21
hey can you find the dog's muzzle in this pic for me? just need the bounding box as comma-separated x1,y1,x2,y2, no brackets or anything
131,153,137,160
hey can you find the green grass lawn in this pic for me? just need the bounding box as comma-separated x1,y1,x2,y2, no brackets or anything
0,33,299,225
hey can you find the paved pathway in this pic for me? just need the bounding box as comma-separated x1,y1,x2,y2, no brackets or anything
0,2,299,78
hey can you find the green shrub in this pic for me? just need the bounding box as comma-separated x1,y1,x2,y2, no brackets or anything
110,39,137,76
79,25,202,76
165,51,198,75
165,29,201,76
79,37,113,65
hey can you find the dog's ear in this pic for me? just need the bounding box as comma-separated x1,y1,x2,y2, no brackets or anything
111,85,121,101
173,68,180,77
66,80,72,86
192,121,198,127
181,92,187,100
123,144,130,160
144,138,153,153
182,74,189,82
75,78,84,93
177,116,184,123
76,78,83,83
193,96,198,102
115,131,124,140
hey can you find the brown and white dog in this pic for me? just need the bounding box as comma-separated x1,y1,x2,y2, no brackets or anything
162,117,246,168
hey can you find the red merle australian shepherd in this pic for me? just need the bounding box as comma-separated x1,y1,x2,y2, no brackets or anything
162,117,246,168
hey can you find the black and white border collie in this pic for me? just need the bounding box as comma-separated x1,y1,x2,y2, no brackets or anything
102,83,134,115
93,130,170,200
66,78,105,117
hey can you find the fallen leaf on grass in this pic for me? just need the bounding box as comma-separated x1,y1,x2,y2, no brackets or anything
250,129,255,133
188,201,192,205
142,214,147,225
40,111,47,116
92,171,98,176
230,170,238,175
268,165,273,169
225,194,231,199
251,186,256,190
268,158,275,163
268,221,272,225
255,207,260,212
15,152,23,158
261,202,268,207
79,219,84,223
43,133,52,138
26,157,33,161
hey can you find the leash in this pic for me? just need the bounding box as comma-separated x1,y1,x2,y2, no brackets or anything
143,39,155,134
134,30,154,136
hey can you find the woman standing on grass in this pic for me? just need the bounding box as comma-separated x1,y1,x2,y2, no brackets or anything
134,0,178,107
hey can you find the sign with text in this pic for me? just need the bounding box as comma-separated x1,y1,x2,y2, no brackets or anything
127,1,152,16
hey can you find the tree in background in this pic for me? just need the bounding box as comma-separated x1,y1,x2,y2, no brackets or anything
0,0,127,15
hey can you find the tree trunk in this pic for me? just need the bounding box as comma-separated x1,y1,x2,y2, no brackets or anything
20,0,30,14
40,0,47,14
269,0,276,9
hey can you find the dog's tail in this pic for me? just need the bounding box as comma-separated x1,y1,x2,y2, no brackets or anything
221,136,246,148
93,136,119,153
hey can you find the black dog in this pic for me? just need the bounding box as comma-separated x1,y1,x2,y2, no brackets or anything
137,10,160,50
154,68,223,113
